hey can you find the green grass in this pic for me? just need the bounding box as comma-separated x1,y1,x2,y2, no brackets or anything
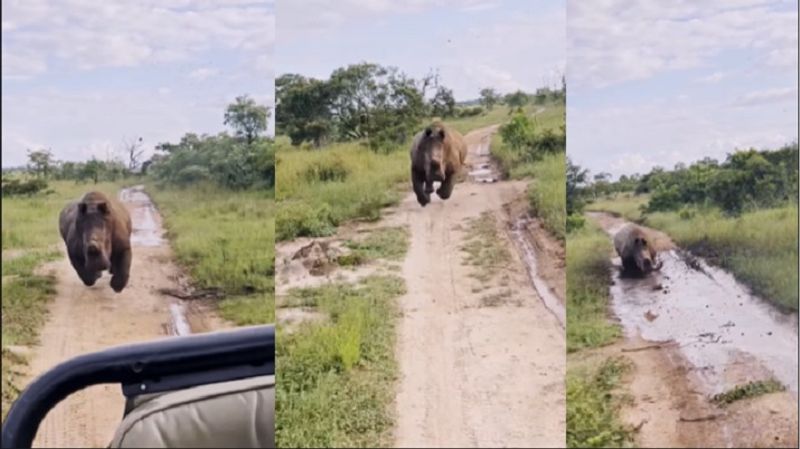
2,179,125,418
344,227,409,263
276,142,408,241
148,183,275,325
567,356,634,448
276,275,406,448
711,379,786,406
489,102,566,240
527,152,566,240
566,221,621,353
585,193,649,222
446,104,543,135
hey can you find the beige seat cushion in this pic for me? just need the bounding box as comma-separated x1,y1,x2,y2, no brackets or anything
110,375,274,448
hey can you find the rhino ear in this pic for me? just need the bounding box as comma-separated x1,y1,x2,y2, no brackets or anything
425,127,433,137
438,129,445,139
78,202,88,214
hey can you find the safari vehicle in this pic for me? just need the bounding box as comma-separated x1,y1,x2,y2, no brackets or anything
1,325,274,448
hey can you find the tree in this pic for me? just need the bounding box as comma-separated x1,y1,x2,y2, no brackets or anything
430,86,456,118
81,158,104,184
566,158,589,216
123,136,145,171
479,88,499,111
504,90,529,112
27,148,55,179
224,95,270,144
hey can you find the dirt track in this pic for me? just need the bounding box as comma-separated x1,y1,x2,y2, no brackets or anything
26,186,225,448
587,211,799,448
391,125,565,447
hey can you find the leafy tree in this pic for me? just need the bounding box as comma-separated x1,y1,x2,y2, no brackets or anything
430,86,456,118
504,90,529,112
479,88,499,110
567,157,589,217
224,95,270,144
27,149,55,179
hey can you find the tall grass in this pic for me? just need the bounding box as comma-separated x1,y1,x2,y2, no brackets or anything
276,142,408,241
585,193,649,222
148,183,275,324
647,205,798,311
276,275,406,448
566,221,620,353
527,153,566,239
446,104,542,135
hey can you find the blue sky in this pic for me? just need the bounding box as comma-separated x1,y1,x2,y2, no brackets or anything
568,0,798,179
2,0,274,168
278,0,566,101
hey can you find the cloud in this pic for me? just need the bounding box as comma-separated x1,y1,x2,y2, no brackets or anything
1,0,274,77
189,67,221,81
568,0,798,89
732,87,798,107
696,71,726,83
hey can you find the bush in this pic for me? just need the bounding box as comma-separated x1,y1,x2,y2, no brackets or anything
276,202,336,241
567,214,586,233
1,178,49,197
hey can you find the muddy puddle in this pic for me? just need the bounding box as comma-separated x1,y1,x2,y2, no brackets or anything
508,217,565,328
119,185,191,336
593,215,798,396
467,133,498,183
119,185,166,247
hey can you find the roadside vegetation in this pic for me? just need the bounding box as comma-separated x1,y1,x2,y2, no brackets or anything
490,93,566,239
711,379,785,406
276,275,406,448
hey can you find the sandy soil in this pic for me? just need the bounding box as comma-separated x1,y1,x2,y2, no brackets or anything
23,186,225,448
586,211,799,448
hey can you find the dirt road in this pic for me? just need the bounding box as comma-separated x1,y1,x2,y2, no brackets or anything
392,125,565,447
587,211,799,447
26,185,223,448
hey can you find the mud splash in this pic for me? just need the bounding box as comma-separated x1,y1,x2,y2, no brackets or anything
593,216,798,396
508,217,565,328
119,185,166,247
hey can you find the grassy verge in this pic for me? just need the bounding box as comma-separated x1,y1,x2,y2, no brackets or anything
588,194,798,311
148,183,275,324
567,356,634,448
1,179,125,418
711,379,786,406
276,142,408,241
585,193,649,222
490,102,566,239
342,226,409,266
446,104,540,135
566,221,620,353
275,275,406,448
460,211,511,285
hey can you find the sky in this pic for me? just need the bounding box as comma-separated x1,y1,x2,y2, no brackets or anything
1,0,274,168
568,0,798,179
277,0,566,102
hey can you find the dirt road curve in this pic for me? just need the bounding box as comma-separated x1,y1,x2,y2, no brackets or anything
393,126,565,447
27,186,222,448
587,211,799,448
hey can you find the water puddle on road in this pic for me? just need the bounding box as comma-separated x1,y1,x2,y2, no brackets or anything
119,185,166,247
467,135,498,184
508,217,565,328
119,185,191,336
603,230,798,395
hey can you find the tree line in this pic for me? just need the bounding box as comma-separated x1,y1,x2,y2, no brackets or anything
2,95,274,196
276,62,565,152
566,142,799,230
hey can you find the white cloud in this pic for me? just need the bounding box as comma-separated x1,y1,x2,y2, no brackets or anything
568,0,798,89
1,0,274,76
732,87,798,107
697,71,726,83
188,67,221,81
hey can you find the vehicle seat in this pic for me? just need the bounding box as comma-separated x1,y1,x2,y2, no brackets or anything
109,375,274,448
